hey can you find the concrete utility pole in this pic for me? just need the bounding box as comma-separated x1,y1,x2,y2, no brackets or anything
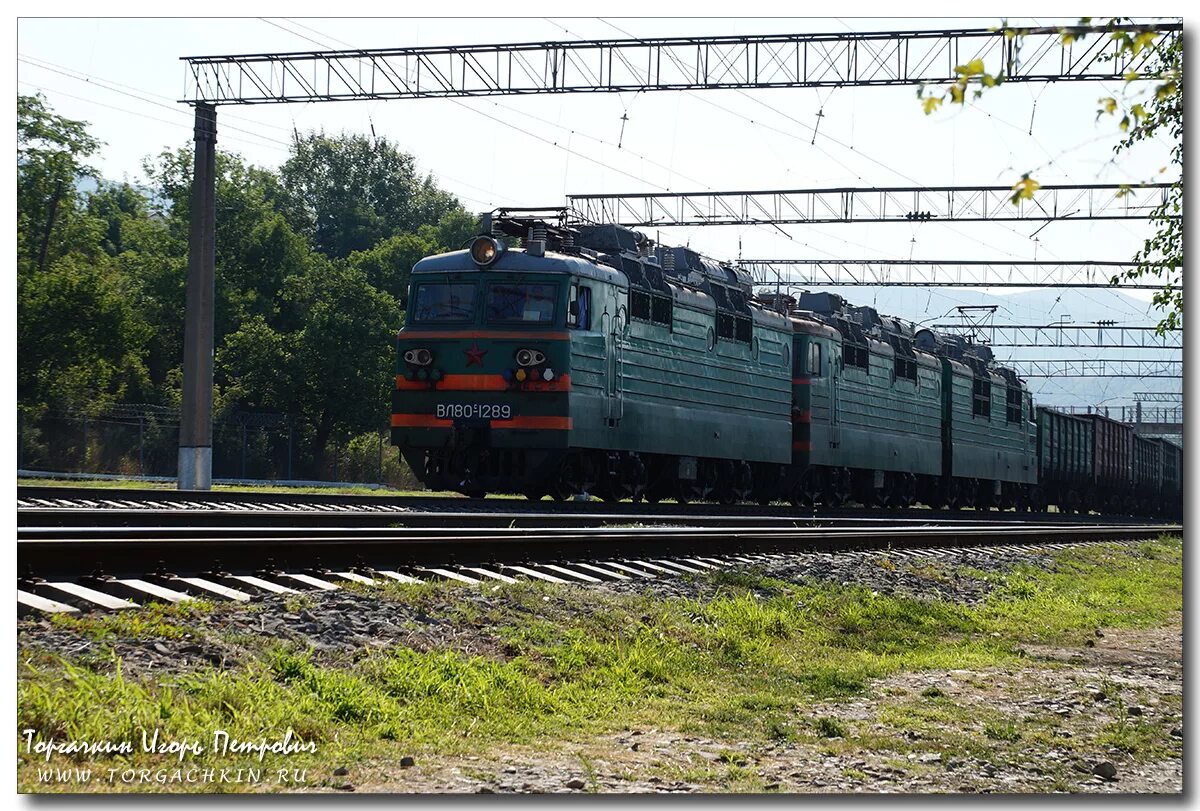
178,103,217,490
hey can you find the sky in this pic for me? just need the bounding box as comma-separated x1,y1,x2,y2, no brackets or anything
14,15,1183,407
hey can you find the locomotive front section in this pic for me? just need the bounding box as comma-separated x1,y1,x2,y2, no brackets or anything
391,236,574,495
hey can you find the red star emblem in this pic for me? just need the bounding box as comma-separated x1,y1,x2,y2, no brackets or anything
464,341,488,367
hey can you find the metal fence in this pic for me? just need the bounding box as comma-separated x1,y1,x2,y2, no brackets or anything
17,407,419,488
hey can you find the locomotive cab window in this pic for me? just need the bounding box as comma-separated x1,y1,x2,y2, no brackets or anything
972,377,992,420
567,285,592,330
486,283,557,324
412,282,477,322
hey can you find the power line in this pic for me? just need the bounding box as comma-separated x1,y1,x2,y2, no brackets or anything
18,56,292,149
18,80,295,156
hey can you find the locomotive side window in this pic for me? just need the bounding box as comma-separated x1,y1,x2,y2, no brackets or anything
412,283,477,322
716,311,735,340
808,343,822,377
630,290,652,321
972,377,992,420
893,357,917,382
650,295,672,327
734,316,753,343
844,342,869,369
1006,386,1022,423
486,283,557,323
567,285,578,327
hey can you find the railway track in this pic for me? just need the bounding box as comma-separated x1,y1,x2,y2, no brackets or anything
17,502,1178,617
17,485,1164,527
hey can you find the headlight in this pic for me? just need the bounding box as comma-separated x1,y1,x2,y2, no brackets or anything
404,348,433,366
470,235,502,266
515,348,546,367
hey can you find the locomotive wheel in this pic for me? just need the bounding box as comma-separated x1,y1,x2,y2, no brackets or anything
825,468,849,508
753,464,781,506
895,473,916,509
959,480,978,510
945,479,962,510
549,453,592,501
1016,485,1033,512
711,460,736,505
792,468,820,508
920,477,945,510
732,461,754,504
626,454,647,503
674,475,698,505
878,474,897,509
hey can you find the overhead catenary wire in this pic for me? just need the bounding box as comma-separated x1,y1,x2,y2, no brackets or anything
19,50,501,210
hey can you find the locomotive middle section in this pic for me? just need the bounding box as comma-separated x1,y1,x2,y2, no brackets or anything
391,213,1181,517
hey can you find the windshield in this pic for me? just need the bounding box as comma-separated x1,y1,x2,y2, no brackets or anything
486,283,557,324
412,283,477,322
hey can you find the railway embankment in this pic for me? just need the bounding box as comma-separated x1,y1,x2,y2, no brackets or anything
18,536,1182,793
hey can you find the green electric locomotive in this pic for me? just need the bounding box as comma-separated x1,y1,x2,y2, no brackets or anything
391,214,792,500
783,292,1038,510
392,213,1169,516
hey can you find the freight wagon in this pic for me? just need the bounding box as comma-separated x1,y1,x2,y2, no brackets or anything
1036,407,1093,513
1087,413,1135,513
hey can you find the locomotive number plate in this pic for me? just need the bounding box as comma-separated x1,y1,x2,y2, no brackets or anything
436,403,513,420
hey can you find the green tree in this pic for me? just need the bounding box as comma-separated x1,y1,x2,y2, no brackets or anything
348,210,482,304
1107,32,1182,332
918,21,1182,331
279,132,464,259
18,253,153,414
279,260,402,471
17,94,102,275
142,147,311,341
86,181,152,257
347,232,438,304
18,96,154,416
216,314,292,412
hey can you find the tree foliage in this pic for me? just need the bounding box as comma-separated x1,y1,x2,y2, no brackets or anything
279,132,463,259
917,21,1182,331
17,95,480,477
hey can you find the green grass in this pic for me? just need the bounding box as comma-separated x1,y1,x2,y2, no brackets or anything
46,600,219,641
18,536,1182,792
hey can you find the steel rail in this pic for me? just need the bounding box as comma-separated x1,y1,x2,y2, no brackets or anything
16,507,1161,530
17,522,1178,581
17,485,1165,527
